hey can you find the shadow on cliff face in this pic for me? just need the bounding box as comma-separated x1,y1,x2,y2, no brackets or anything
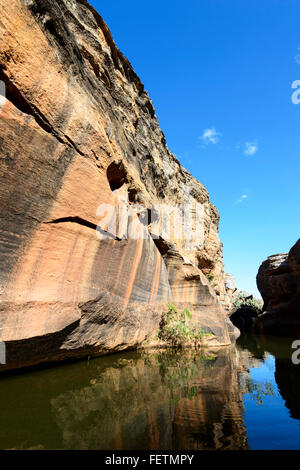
230,306,259,333
229,294,262,334
0,348,248,450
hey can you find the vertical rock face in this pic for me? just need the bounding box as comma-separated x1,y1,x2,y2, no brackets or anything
0,0,234,370
254,239,300,336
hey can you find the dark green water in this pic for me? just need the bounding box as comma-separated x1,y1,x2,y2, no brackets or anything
0,335,300,450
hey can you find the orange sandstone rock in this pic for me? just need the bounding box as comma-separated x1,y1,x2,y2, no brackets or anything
0,0,235,371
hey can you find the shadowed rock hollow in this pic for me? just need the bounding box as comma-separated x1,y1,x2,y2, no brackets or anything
0,0,237,371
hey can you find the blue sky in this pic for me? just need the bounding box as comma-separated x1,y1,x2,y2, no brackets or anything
91,0,300,297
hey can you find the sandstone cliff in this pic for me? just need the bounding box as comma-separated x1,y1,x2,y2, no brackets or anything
0,0,235,371
254,239,300,336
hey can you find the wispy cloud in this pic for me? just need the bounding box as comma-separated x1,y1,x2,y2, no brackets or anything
235,140,258,155
295,55,300,65
237,194,248,204
244,141,258,156
295,46,300,65
200,128,222,145
236,194,248,204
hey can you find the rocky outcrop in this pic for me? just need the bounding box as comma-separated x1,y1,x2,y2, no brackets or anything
253,239,300,336
223,273,237,311
225,274,237,297
0,0,235,371
164,250,238,344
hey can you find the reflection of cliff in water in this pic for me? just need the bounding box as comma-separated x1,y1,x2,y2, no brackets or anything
236,335,276,406
238,334,300,420
49,348,248,450
1,334,300,450
275,357,300,420
0,347,248,450
170,350,248,450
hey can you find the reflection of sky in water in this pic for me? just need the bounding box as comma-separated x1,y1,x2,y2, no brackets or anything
243,355,300,450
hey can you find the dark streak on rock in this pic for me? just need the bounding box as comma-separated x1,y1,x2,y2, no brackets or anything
45,216,123,241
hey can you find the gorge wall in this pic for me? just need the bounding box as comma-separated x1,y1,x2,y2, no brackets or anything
254,239,300,336
0,0,236,371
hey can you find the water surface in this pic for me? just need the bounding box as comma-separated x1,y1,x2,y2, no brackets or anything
0,335,300,449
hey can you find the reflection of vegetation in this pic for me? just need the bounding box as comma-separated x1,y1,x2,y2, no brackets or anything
158,303,213,348
236,334,266,360
242,377,276,405
168,363,198,403
142,349,216,404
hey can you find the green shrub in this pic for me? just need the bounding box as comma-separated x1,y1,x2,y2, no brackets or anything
233,293,261,313
206,273,217,288
158,303,212,348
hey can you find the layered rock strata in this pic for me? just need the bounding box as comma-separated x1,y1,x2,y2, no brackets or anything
0,0,235,370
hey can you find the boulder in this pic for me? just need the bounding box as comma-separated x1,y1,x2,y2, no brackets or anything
253,239,300,336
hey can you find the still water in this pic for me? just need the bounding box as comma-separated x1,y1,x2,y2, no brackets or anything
0,335,300,450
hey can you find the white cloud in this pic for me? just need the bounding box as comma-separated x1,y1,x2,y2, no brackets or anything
244,142,258,156
236,194,248,204
200,128,222,145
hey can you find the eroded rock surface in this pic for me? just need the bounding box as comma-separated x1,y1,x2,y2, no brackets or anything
0,0,235,370
254,239,300,336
